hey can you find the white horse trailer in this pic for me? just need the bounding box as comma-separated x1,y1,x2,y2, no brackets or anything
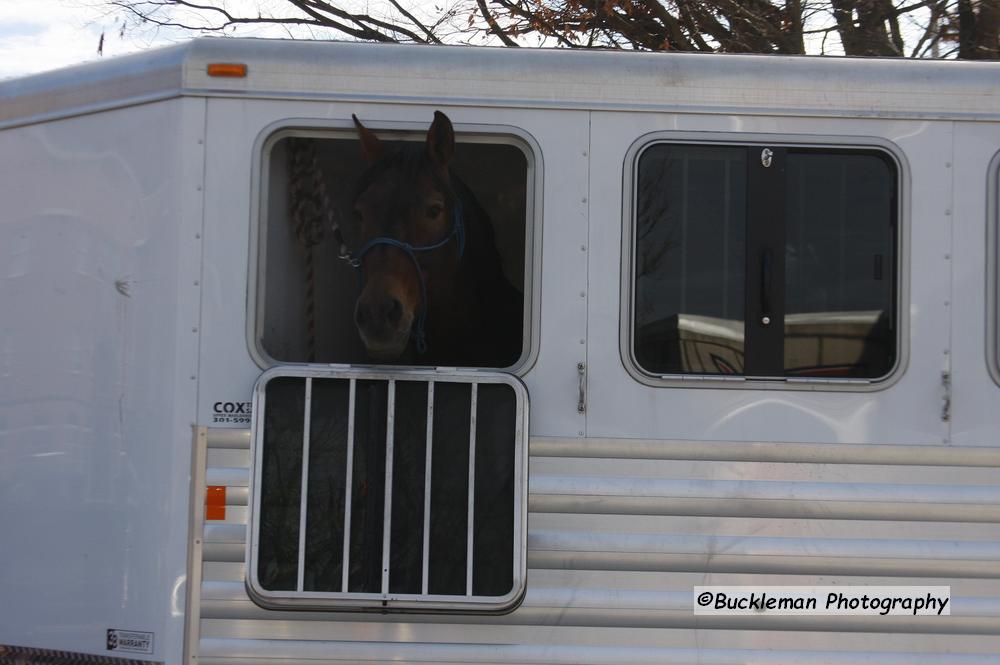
1,37,1000,664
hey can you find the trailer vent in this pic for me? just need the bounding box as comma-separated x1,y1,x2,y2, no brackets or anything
247,368,528,612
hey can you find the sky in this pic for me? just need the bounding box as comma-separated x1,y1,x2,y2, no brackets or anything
0,0,319,80
0,0,168,80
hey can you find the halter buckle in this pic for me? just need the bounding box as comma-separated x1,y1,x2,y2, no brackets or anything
337,244,361,268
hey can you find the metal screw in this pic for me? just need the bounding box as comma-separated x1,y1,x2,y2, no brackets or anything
761,316,771,325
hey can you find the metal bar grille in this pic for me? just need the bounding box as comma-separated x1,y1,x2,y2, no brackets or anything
341,378,356,593
421,381,434,596
247,367,528,612
381,380,396,595
295,377,312,592
466,383,477,596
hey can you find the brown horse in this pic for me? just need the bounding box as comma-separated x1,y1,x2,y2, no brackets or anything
348,111,523,367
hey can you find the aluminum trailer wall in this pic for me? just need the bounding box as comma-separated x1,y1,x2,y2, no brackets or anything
0,97,207,664
1,38,999,664
191,428,1000,664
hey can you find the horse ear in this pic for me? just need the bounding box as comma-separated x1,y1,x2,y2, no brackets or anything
352,114,382,164
425,111,454,168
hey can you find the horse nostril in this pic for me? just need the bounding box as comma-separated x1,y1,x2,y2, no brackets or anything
356,296,404,332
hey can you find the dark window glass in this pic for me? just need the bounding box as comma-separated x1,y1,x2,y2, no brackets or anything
303,378,350,591
784,151,895,378
634,145,747,375
257,377,305,591
633,143,896,380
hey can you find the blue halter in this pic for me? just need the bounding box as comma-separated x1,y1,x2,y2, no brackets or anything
338,200,466,354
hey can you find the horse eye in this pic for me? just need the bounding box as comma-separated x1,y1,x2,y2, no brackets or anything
425,204,443,218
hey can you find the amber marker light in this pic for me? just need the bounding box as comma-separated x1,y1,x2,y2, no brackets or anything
207,63,248,78
205,485,226,520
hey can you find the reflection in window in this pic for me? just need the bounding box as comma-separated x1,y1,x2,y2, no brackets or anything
785,151,895,377
634,145,746,375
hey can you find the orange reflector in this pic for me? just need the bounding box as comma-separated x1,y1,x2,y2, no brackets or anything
206,485,226,520
206,63,247,78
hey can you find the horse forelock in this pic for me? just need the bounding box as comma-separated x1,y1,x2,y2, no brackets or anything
352,145,455,212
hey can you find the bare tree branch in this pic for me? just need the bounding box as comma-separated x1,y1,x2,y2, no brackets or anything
477,0,520,46
387,0,444,43
106,0,1000,60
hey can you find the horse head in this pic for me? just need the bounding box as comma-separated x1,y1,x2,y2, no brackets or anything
350,111,463,360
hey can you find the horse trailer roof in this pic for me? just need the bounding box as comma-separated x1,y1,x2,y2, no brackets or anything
1,37,999,128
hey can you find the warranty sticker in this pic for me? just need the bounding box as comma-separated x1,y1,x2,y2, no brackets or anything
107,629,154,654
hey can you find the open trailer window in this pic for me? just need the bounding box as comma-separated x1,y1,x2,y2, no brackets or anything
246,368,528,612
254,115,533,370
631,143,898,380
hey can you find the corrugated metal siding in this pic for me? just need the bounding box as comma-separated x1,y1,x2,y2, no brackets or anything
190,428,1000,663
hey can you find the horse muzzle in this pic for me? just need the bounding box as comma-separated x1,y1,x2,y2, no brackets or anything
354,291,415,360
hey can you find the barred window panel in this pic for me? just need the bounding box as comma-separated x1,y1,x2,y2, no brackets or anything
247,368,528,613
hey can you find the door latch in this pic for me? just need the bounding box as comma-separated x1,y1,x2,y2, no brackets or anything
761,148,773,168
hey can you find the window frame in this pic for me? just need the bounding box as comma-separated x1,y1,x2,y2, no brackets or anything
245,365,530,613
620,131,910,391
987,148,1000,388
247,117,543,375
